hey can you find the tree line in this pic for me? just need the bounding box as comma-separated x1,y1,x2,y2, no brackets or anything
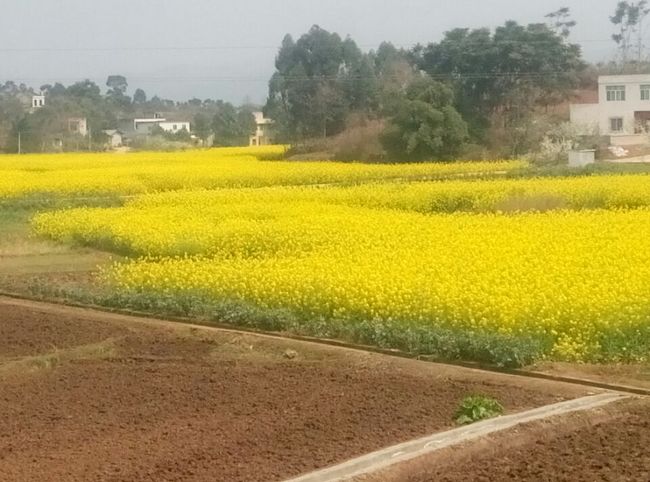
265,3,650,161
3,3,649,159
265,17,587,161
0,77,256,153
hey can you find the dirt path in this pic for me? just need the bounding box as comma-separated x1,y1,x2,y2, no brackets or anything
360,397,650,482
0,298,589,482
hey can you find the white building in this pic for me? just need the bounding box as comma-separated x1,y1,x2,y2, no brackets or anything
571,74,650,146
31,93,45,111
249,111,274,146
133,117,190,135
68,117,88,137
158,121,191,133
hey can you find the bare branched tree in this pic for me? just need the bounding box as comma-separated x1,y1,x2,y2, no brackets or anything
611,1,650,67
546,7,577,39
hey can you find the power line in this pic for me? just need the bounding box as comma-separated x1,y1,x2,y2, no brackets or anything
3,71,581,85
0,38,617,54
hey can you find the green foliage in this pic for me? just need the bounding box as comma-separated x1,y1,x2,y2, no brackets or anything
454,395,504,425
415,21,584,143
133,88,147,105
211,101,255,147
85,290,546,368
381,77,468,161
0,75,263,153
266,26,380,140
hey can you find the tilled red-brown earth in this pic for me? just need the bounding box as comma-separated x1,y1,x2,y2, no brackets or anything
0,298,589,482
361,398,650,482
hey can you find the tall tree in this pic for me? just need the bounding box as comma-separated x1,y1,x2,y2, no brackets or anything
211,101,255,146
611,1,650,66
381,76,468,161
266,26,378,140
133,88,147,105
106,75,131,108
106,75,128,95
545,7,577,38
415,21,584,141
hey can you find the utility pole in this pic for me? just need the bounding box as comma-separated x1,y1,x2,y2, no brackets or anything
18,131,21,154
88,127,92,151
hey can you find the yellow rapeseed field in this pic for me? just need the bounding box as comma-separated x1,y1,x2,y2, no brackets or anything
121,172,650,214
0,146,523,199
33,182,650,365
17,147,650,365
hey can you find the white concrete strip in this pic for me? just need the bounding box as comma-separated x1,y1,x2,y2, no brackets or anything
284,393,627,482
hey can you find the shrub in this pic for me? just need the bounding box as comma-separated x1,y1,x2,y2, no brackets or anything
454,395,504,425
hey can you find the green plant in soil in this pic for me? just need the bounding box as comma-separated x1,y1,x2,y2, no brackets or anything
454,395,504,425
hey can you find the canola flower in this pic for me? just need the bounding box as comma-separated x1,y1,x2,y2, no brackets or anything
0,146,524,200
33,192,650,364
123,173,650,214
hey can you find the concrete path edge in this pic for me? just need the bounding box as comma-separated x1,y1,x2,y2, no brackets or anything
284,393,628,482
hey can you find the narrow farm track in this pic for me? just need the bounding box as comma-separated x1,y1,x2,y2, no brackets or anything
285,393,629,482
0,292,649,397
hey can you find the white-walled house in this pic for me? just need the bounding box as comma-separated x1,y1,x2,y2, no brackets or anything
31,93,45,111
249,111,274,146
571,74,650,145
133,117,191,135
158,121,191,133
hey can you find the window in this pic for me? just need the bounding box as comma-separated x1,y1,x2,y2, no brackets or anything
610,117,624,132
173,124,178,130
641,85,650,100
606,85,626,101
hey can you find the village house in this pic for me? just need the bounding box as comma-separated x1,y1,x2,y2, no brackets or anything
571,74,650,146
103,129,124,149
133,116,191,135
68,117,88,137
31,93,45,112
249,111,274,146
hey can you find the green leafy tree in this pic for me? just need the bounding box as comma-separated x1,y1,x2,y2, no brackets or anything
266,26,379,140
381,76,468,161
211,101,255,146
66,80,102,100
372,42,417,107
106,75,128,95
415,21,584,142
192,112,212,143
106,75,131,108
0,84,25,152
133,88,147,105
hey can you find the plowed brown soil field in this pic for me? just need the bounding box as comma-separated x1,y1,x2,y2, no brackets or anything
359,399,650,482
0,298,589,482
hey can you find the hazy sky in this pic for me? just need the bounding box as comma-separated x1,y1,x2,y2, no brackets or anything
0,0,621,103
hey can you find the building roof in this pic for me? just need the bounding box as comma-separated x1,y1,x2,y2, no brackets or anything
598,74,650,84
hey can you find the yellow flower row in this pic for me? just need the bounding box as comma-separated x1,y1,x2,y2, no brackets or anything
126,172,650,214
0,146,524,199
33,190,650,362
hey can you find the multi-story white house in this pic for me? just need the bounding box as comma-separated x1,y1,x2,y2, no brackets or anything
31,93,45,112
571,74,650,145
249,111,274,146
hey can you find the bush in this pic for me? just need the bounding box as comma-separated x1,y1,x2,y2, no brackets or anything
381,77,468,162
454,395,504,425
